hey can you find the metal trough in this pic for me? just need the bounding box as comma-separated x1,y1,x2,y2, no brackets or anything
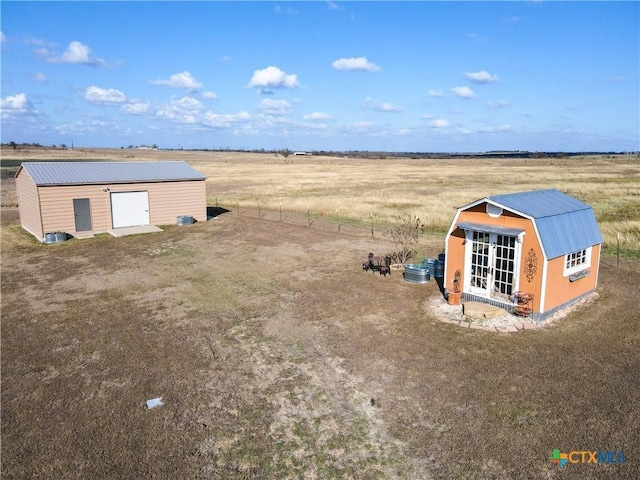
433,259,445,278
403,264,431,284
176,215,194,226
44,232,68,244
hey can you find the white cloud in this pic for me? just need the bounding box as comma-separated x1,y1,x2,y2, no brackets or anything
150,71,204,89
332,56,381,72
428,89,444,97
354,121,375,128
202,91,218,99
363,96,402,112
327,1,342,10
203,111,250,128
173,96,202,110
155,96,203,122
479,124,513,133
428,119,450,128
121,101,150,115
62,41,91,63
452,86,475,98
84,86,127,104
48,41,106,66
248,66,299,90
257,98,293,115
1,93,34,112
465,70,499,83
0,31,5,44
303,112,331,120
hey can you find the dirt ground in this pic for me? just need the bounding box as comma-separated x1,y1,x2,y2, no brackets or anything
2,206,639,479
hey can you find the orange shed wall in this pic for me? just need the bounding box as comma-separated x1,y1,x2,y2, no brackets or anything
446,228,466,292
446,203,545,313
15,169,44,240
37,180,206,236
542,244,600,311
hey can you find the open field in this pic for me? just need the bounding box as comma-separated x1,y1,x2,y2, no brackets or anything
2,147,639,478
1,203,639,479
1,147,639,254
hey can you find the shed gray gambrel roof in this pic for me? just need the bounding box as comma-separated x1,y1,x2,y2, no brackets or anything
485,189,602,260
17,161,206,186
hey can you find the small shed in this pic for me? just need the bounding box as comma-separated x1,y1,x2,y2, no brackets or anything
444,189,602,321
15,161,207,241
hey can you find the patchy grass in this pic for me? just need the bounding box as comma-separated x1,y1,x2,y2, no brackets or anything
2,148,639,477
2,207,638,479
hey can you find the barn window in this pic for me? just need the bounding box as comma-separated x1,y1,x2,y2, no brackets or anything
564,247,590,276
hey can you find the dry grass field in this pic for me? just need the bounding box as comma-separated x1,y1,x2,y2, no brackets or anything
1,148,639,478
1,147,638,254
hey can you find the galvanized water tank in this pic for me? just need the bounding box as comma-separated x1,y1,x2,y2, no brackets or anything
44,232,67,244
433,259,445,278
176,215,194,225
422,258,436,273
403,264,431,284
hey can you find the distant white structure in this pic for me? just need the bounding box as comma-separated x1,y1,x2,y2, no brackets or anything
294,151,309,156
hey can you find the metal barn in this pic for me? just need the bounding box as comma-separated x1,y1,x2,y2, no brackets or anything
15,161,207,242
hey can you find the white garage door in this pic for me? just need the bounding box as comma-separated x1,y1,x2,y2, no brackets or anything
111,191,150,228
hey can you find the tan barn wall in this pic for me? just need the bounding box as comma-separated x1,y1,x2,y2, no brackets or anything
446,203,545,313
146,180,207,225
15,169,44,240
37,180,206,237
542,244,600,312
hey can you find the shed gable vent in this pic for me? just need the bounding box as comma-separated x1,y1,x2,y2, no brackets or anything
486,203,503,218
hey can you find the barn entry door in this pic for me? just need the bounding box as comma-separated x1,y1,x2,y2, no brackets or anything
110,191,150,228
73,198,92,232
468,232,516,301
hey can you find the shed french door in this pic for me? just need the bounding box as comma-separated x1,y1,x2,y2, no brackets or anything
468,232,517,301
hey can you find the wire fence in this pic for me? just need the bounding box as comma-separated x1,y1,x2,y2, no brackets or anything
209,198,386,240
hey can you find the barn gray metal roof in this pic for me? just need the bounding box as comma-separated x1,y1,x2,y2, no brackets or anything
19,161,206,186
487,189,602,259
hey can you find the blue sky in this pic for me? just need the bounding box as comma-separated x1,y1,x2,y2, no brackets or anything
1,1,638,152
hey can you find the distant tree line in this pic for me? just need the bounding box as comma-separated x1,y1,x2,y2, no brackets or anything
2,141,636,158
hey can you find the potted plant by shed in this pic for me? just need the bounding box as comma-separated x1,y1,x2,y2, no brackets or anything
448,270,462,305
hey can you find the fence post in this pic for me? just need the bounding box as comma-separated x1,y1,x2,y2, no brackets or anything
370,212,374,237
236,198,239,215
617,232,620,268
258,200,261,218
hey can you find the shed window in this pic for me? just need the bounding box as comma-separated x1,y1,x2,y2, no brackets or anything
564,248,590,276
